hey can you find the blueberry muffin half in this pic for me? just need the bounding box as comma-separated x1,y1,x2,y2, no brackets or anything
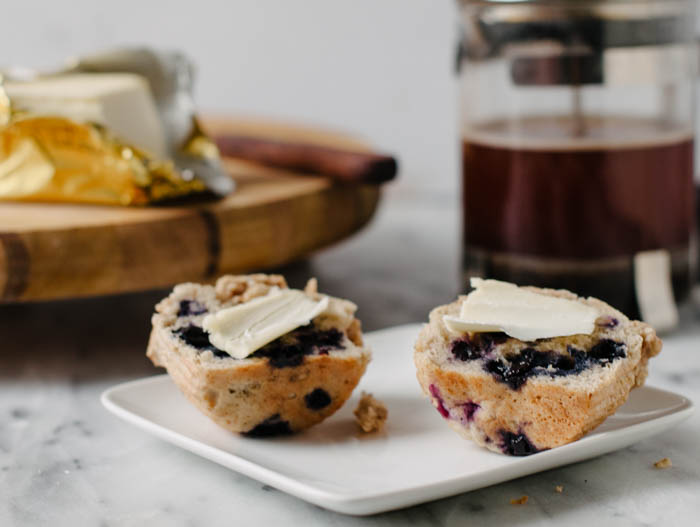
414,280,662,455
147,274,370,436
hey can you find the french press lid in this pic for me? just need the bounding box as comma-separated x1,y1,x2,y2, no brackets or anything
458,0,696,85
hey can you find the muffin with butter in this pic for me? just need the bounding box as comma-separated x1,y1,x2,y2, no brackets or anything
147,274,370,436
414,279,662,456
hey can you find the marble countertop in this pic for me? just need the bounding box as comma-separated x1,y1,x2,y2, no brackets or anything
1,189,699,526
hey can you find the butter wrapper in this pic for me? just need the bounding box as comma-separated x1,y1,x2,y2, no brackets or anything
0,48,233,205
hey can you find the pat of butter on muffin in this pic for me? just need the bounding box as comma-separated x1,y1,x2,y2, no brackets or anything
443,278,598,341
203,288,329,359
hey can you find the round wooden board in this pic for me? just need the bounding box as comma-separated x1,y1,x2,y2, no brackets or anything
0,117,381,303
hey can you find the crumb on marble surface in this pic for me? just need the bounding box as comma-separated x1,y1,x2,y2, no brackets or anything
510,495,528,505
555,485,563,493
354,392,388,433
654,457,672,469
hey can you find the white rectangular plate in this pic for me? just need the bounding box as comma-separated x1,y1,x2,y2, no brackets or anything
102,324,693,516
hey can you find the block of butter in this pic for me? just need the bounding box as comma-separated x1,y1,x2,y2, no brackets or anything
443,278,598,341
203,288,330,359
0,48,232,205
5,73,167,159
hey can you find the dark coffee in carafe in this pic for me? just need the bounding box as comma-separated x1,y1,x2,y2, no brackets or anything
462,115,695,318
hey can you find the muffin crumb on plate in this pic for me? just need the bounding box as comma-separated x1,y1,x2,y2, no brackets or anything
354,392,388,433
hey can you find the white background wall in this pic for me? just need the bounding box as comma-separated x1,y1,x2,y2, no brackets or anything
2,0,460,194
4,1,700,193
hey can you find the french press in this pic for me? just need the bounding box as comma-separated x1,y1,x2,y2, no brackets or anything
458,0,697,330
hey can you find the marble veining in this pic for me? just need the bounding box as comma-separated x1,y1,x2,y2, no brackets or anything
1,192,699,526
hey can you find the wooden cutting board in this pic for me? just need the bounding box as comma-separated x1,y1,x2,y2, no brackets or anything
0,117,382,303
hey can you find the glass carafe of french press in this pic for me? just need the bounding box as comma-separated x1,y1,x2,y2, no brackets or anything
458,0,697,330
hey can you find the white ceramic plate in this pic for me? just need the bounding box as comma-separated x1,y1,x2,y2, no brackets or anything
102,324,693,516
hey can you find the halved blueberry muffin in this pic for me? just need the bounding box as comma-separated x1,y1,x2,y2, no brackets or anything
147,274,370,436
414,284,662,455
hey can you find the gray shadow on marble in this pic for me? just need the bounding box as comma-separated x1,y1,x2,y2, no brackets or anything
0,288,167,380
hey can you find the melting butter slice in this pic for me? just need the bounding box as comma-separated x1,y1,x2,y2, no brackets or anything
443,278,598,341
202,289,329,359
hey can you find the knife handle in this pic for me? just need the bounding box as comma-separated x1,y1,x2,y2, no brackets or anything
214,135,397,184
